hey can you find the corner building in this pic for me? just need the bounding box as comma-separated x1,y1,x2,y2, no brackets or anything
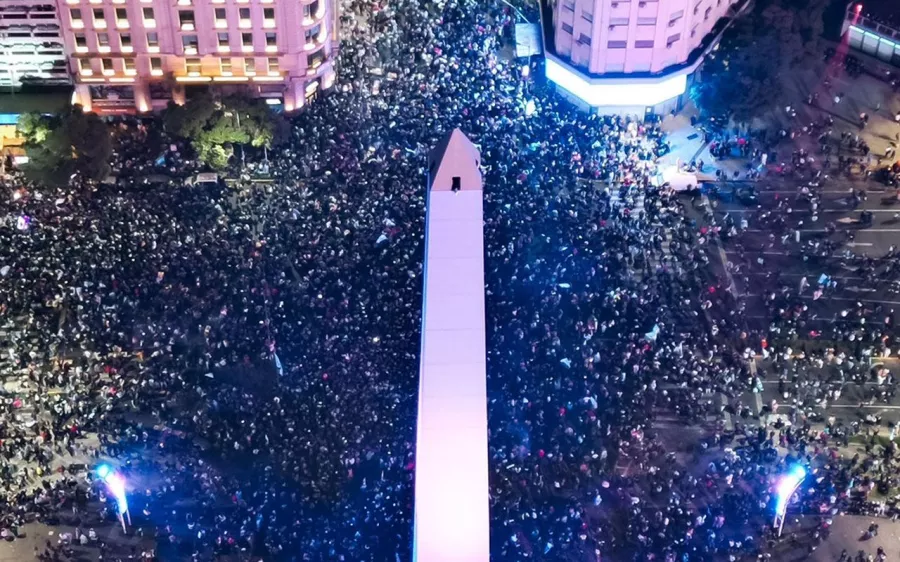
542,0,745,113
60,0,336,113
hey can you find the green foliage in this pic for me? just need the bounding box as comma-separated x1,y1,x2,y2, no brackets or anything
18,106,112,186
692,0,827,123
163,93,277,169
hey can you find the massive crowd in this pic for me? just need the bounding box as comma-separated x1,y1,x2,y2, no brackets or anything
0,0,897,560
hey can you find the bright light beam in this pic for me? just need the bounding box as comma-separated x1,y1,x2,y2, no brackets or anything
773,465,807,535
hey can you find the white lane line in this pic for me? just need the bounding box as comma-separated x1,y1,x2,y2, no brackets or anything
720,209,900,213
743,229,897,235
826,405,900,410
740,293,900,306
743,273,866,280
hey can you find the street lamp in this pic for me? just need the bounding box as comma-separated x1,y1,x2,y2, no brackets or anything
96,464,130,533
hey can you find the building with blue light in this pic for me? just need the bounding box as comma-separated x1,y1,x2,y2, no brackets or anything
842,3,900,68
539,0,749,114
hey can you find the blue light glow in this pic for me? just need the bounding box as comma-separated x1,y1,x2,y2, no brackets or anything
545,57,688,107
774,465,807,516
96,464,112,481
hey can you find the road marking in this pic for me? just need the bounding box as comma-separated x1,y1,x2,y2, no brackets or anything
758,190,872,194
743,229,894,236
743,273,866,280
720,209,900,213
741,293,900,306
825,404,900,410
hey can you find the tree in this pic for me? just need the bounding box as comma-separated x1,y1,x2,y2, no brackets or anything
18,106,112,186
692,0,828,124
163,93,277,170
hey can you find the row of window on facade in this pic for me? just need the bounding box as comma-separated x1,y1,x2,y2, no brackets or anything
562,0,723,26
69,1,320,32
75,51,326,76
560,24,691,49
72,25,322,54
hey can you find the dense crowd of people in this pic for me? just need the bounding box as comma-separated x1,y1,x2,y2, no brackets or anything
0,0,897,560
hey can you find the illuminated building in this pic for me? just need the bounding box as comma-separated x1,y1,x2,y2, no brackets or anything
842,3,900,67
413,129,489,562
60,0,337,113
540,0,748,113
0,0,69,87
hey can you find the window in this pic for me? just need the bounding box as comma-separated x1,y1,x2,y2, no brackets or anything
704,6,712,19
115,8,126,19
561,22,573,34
182,34,198,54
669,9,684,21
220,57,232,74
179,10,195,30
215,7,227,26
263,7,275,24
97,32,109,47
634,40,654,48
120,32,132,51
143,7,155,26
305,25,320,43
637,17,656,25
308,48,325,69
607,40,627,48
690,26,697,37
101,57,114,74
243,57,255,74
666,33,680,46
74,33,87,48
186,57,201,74
93,8,106,28
265,32,277,50
70,8,83,26
238,7,250,25
609,17,629,25
241,32,252,50
577,33,591,45
303,0,320,19
124,57,135,73
218,32,229,48
582,10,593,23
77,58,91,74
150,56,162,73
562,0,574,10
267,56,279,73
146,31,159,50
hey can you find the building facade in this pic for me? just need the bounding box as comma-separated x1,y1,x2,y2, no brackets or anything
842,4,900,68
60,0,336,113
541,0,745,113
0,0,69,87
